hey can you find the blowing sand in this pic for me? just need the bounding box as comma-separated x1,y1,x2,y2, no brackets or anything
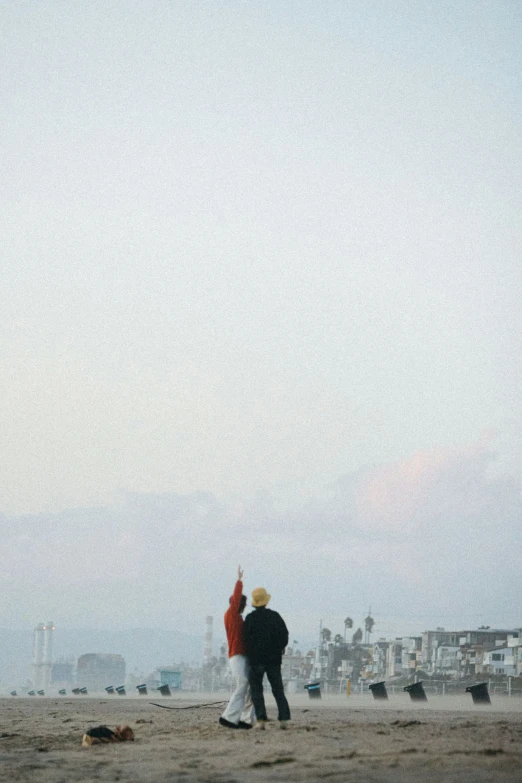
1,692,521,782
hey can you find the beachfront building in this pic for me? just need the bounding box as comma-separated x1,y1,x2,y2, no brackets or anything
422,628,519,674
281,646,314,691
399,637,422,673
385,639,403,678
432,645,461,676
482,646,516,676
51,660,74,690
76,653,126,691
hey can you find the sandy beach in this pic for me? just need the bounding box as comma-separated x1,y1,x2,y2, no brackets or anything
1,692,521,782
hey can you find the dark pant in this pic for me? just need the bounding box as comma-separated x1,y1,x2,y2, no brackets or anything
248,662,291,722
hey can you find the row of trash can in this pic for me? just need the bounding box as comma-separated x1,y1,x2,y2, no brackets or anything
304,680,492,704
11,684,172,697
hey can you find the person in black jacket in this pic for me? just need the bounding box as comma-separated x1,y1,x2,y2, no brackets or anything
243,587,291,729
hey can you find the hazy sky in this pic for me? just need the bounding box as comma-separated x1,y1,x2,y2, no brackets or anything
1,2,521,641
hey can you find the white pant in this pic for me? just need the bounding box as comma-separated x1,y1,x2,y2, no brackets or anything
222,654,255,725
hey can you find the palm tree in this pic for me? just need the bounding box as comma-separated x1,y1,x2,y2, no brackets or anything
352,627,363,645
364,613,375,644
344,617,353,641
321,627,332,646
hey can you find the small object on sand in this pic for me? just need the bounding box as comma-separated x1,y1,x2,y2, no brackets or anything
157,684,171,696
37,690,45,696
28,691,36,696
80,687,88,695
105,686,115,695
369,681,388,700
136,684,148,695
466,682,491,705
59,689,67,695
81,725,135,747
404,681,428,702
72,688,81,695
304,682,321,699
116,685,126,696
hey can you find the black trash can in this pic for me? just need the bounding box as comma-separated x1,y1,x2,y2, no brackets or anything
404,681,427,702
158,684,171,696
304,682,321,699
116,685,126,696
466,682,491,705
137,684,148,696
369,681,388,700
105,686,115,695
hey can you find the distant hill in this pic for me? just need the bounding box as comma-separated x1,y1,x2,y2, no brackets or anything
0,628,203,690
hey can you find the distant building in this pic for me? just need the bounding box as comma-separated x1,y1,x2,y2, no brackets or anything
51,660,74,687
281,647,313,690
433,645,461,674
399,637,422,672
326,640,372,683
422,629,519,673
383,639,404,678
76,654,126,691
483,646,516,676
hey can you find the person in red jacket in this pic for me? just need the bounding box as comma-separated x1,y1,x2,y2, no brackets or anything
219,565,255,729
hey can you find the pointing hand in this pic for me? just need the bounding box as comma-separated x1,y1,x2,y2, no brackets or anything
238,565,244,580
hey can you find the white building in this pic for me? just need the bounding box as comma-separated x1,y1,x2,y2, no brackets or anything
483,646,516,676
385,640,403,678
400,637,422,672
433,645,460,674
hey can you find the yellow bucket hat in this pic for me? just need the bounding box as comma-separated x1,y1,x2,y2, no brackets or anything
251,587,271,607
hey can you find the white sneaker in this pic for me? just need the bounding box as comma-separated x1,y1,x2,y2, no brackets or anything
254,720,267,730
279,720,288,730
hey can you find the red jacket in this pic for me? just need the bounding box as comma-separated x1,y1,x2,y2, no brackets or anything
224,580,246,657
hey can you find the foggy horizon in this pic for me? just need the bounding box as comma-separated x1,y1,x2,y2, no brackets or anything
2,436,521,641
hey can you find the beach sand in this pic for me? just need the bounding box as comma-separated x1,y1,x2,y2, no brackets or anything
1,692,521,782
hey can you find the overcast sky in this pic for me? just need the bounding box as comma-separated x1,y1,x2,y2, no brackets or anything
1,1,521,642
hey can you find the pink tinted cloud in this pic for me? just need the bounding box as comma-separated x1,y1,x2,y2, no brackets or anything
356,438,493,532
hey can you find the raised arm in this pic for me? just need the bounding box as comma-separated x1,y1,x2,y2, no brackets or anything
228,565,244,613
